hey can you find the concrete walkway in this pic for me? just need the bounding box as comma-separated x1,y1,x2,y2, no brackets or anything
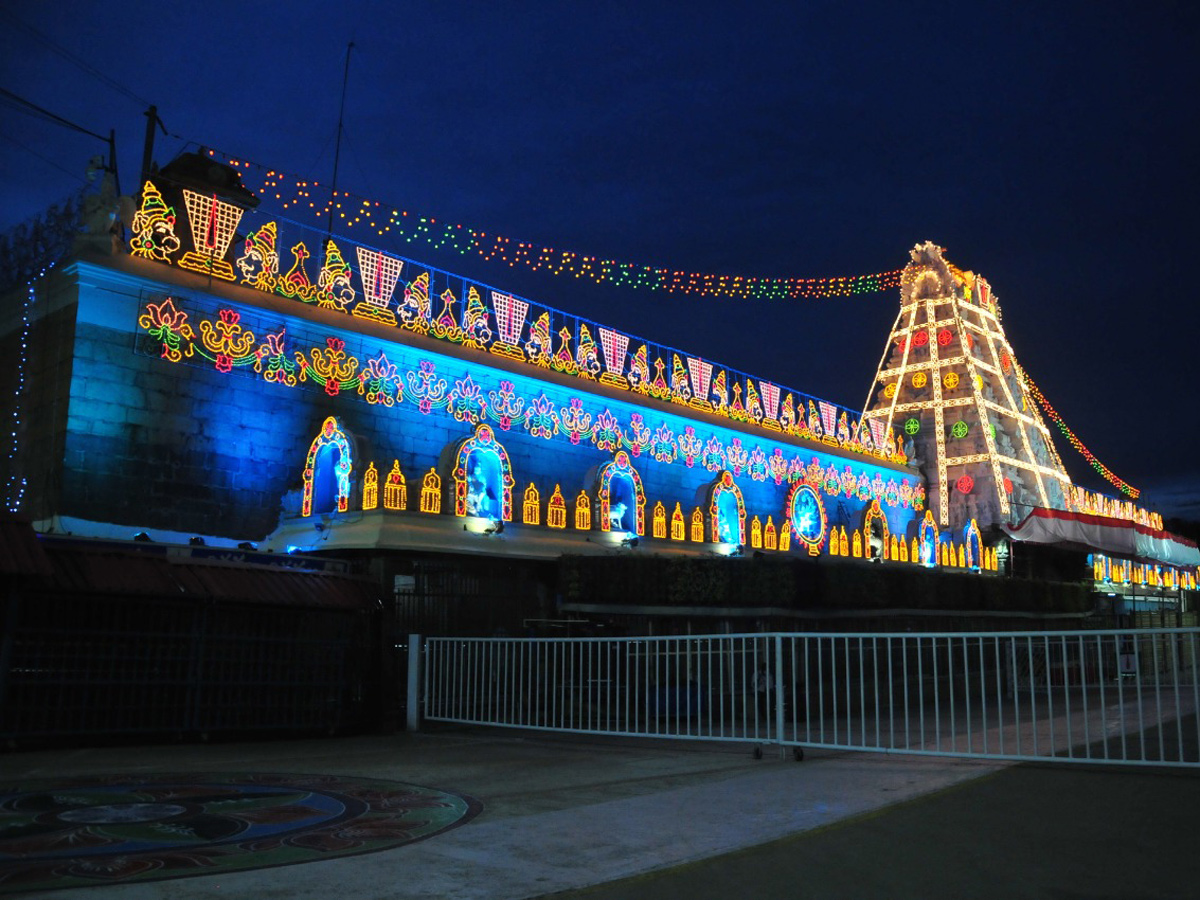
3,726,1197,898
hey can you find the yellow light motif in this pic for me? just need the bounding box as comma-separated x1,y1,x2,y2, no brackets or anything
179,190,245,281
362,462,379,510
548,485,567,528
523,483,541,525
419,468,441,513
574,490,591,530
671,503,685,541
653,501,667,538
384,460,407,510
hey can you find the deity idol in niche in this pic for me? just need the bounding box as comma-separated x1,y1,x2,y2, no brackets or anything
716,492,739,543
608,475,636,532
465,454,499,519
791,489,820,544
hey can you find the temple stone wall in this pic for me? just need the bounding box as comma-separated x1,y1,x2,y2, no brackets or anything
39,261,923,545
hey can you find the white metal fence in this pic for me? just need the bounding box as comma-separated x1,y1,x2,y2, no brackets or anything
413,629,1200,767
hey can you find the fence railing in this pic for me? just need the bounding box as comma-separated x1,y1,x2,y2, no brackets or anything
413,629,1200,767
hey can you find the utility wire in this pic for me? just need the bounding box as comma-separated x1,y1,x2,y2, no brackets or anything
0,87,110,143
1,11,153,108
0,132,88,183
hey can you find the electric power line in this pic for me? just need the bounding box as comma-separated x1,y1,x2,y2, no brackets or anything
1,11,153,109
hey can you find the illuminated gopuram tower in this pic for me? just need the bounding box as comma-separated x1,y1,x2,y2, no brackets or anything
861,242,1071,531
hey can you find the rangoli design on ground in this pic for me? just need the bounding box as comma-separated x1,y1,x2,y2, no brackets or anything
0,772,481,893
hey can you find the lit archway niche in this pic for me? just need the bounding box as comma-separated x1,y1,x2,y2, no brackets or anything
303,416,352,516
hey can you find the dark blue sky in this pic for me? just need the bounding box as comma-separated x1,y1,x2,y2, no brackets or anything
3,1,1197,517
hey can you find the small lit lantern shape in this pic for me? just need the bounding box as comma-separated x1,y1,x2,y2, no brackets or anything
670,503,685,541
384,461,407,510
523,483,541,525
652,502,667,539
420,469,441,514
362,462,379,510
547,485,567,529
179,188,246,281
574,490,591,530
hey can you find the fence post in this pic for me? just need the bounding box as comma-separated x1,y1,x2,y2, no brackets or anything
406,633,422,732
774,633,785,753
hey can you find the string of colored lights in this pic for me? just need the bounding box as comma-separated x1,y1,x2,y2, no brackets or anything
1017,366,1139,499
205,149,903,301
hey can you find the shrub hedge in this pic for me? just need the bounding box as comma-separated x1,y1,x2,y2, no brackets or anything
559,555,1091,615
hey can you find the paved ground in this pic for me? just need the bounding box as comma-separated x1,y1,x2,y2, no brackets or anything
3,724,1198,899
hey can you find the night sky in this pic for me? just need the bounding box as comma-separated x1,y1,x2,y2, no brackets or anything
3,1,1197,519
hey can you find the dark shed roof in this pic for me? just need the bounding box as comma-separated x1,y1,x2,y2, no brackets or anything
0,516,54,577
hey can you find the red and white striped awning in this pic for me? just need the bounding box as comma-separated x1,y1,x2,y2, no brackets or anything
1003,508,1200,568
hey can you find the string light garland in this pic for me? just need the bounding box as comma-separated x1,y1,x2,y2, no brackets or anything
206,149,903,301
1018,365,1139,499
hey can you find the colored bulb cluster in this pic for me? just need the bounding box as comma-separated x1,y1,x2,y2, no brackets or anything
210,150,902,301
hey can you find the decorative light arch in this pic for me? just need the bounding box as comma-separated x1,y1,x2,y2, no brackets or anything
302,416,352,516
964,519,983,571
707,471,746,544
452,423,515,520
784,480,827,555
861,498,890,561
919,510,939,567
596,450,646,534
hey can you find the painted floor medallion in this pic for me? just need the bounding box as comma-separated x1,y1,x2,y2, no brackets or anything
0,772,481,893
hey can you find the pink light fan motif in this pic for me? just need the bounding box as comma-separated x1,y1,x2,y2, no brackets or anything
353,247,404,325
491,292,529,344
818,401,838,440
687,358,713,407
598,328,628,375
178,190,245,281
869,418,887,451
759,381,780,420
489,292,530,361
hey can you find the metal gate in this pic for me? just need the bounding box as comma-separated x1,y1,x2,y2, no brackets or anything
412,629,1200,767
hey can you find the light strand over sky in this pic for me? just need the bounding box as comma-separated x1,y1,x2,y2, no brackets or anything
1018,366,1139,499
207,148,904,301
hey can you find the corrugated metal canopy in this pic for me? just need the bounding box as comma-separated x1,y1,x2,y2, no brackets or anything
0,516,54,577
36,540,379,610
